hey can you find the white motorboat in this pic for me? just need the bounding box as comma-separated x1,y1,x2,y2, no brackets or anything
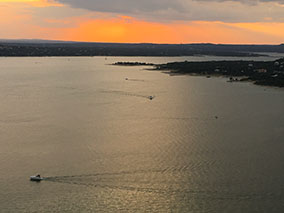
30,175,43,181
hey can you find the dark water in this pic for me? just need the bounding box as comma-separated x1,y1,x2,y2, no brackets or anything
0,56,284,212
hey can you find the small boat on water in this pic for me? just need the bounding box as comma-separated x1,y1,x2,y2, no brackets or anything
30,175,43,182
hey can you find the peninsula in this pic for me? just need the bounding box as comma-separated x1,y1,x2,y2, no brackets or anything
113,58,284,87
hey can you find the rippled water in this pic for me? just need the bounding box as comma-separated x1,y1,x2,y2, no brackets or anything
0,56,284,212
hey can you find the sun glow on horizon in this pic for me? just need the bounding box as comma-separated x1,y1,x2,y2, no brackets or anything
50,17,283,44
0,0,283,44
0,0,62,7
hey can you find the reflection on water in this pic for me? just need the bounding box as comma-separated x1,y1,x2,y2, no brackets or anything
0,56,284,212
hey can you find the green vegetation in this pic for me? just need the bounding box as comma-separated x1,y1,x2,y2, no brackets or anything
156,58,284,87
114,58,284,87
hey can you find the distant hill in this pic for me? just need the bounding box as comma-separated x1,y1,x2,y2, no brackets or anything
0,40,284,57
0,39,76,44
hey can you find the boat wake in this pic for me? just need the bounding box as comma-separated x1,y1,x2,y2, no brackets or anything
42,168,192,194
42,168,283,200
100,90,154,100
125,78,145,82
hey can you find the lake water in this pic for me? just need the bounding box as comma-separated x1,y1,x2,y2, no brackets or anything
0,56,284,212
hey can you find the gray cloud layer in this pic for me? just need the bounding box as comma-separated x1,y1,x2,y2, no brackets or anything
55,0,284,22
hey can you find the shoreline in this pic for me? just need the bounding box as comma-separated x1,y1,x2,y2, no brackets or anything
156,70,284,90
113,59,284,88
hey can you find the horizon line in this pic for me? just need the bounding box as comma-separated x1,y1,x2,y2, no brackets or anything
0,39,283,46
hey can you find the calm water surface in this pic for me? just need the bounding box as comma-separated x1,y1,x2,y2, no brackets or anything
0,56,284,212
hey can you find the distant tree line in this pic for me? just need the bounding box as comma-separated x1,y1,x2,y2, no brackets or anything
1,42,284,57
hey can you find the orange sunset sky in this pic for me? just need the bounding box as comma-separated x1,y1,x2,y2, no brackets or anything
0,0,284,44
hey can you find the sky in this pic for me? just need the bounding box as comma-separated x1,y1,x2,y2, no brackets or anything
0,0,284,44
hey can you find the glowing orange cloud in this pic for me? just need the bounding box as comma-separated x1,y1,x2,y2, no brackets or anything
0,0,38,2
234,22,284,40
0,3,283,44
0,0,62,7
0,0,284,44
59,17,179,43
53,17,284,44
